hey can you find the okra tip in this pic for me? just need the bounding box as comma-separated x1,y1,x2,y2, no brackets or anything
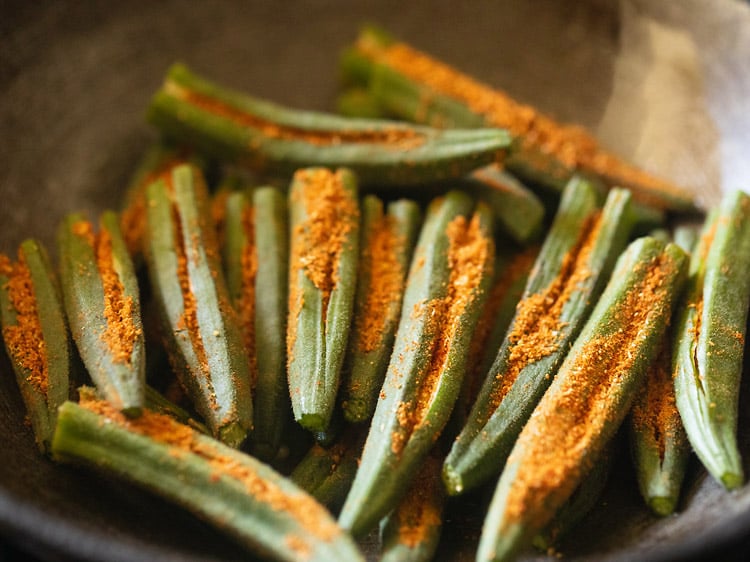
219,421,250,449
442,465,465,496
649,496,678,518
720,471,744,491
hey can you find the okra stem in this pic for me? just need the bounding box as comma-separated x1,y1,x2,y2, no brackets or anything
673,191,750,490
147,63,510,187
478,237,688,561
52,399,364,562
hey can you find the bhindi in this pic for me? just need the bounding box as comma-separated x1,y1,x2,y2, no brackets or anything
58,211,145,416
52,398,364,562
147,63,511,186
443,179,634,495
143,163,253,447
338,191,495,537
673,191,750,490
287,168,360,433
0,240,71,452
478,237,688,562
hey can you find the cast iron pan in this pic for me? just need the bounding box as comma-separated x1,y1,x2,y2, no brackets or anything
2,1,750,560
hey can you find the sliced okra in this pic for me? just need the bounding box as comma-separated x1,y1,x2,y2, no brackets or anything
338,192,495,537
346,25,699,214
147,63,510,187
478,237,688,562
673,191,750,490
629,329,689,516
379,454,445,562
0,240,71,452
340,195,421,424
143,164,252,447
58,211,145,416
287,168,360,433
51,398,364,562
223,184,289,460
443,179,634,496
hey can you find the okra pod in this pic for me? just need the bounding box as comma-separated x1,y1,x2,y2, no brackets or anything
336,87,387,120
379,454,445,562
51,398,363,562
144,385,210,435
144,164,253,447
0,240,71,452
147,63,510,187
673,191,750,490
223,185,289,459
478,237,688,562
340,195,421,424
444,179,634,495
58,211,145,416
629,330,689,516
287,168,360,433
347,25,698,213
290,428,365,513
338,192,495,537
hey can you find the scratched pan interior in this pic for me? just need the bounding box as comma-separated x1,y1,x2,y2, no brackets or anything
2,0,750,561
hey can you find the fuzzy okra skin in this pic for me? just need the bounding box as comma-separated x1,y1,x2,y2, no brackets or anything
443,179,634,496
58,211,145,416
287,168,360,433
478,237,688,562
340,195,422,424
51,400,363,562
346,25,698,214
338,192,495,538
0,240,71,452
144,164,253,447
673,191,750,490
223,185,290,460
147,63,510,187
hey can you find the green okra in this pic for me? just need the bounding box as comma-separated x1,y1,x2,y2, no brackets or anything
629,330,690,516
338,192,495,537
147,63,510,187
478,236,689,562
340,195,422,424
144,385,210,435
223,185,290,460
673,191,750,490
290,428,365,513
0,240,71,452
336,87,387,120
673,223,700,254
287,168,360,433
533,441,615,550
443,179,634,496
144,164,253,447
346,25,698,214
58,211,145,416
379,454,445,562
51,399,364,562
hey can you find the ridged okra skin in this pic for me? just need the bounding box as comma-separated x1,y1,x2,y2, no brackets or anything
58,211,145,416
338,192,495,538
147,63,510,187
287,168,360,433
223,185,290,460
477,237,688,562
340,195,422,424
443,179,634,496
52,400,364,562
0,239,71,452
673,191,750,490
345,25,698,214
144,164,253,447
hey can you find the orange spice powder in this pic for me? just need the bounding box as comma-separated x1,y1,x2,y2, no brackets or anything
395,457,442,548
166,81,425,151
360,39,692,207
237,205,258,390
79,395,341,542
1,252,49,394
355,213,405,353
503,252,678,527
392,212,492,454
287,169,359,361
487,213,602,412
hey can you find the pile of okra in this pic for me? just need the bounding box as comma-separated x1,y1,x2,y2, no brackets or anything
3,25,750,562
